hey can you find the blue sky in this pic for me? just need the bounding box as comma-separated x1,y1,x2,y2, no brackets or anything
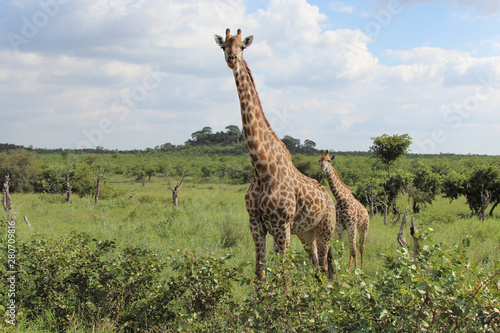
1,0,500,154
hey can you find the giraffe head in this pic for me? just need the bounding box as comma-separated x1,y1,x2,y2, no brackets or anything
319,150,337,172
214,28,253,70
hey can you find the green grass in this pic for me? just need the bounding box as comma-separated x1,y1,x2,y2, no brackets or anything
3,176,499,332
9,177,499,278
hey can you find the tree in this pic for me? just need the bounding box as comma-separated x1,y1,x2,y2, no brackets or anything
442,170,466,202
281,135,300,153
169,176,184,207
464,165,500,217
225,125,244,144
370,134,412,177
407,163,440,213
382,173,410,225
354,172,386,218
0,149,41,192
442,165,500,217
303,139,316,149
187,127,213,145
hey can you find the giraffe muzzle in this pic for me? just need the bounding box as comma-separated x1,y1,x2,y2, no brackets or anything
227,53,238,69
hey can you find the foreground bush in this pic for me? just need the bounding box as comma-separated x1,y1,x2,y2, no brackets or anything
1,230,498,332
0,231,242,331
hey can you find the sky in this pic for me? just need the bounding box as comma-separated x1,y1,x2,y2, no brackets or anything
1,0,500,155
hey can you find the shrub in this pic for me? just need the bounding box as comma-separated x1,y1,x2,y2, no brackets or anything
2,232,243,332
1,229,498,332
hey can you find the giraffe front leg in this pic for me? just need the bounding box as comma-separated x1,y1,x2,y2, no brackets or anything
297,230,319,267
250,218,267,279
272,222,291,256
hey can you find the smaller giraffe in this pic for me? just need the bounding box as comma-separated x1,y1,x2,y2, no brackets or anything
319,150,369,269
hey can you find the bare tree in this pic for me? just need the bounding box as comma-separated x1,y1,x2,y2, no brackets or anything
480,186,491,221
364,187,377,218
95,167,101,204
379,189,389,226
48,173,71,202
2,174,12,221
168,176,185,208
65,174,72,202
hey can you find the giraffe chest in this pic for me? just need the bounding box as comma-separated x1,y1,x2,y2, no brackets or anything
245,176,331,234
245,180,295,221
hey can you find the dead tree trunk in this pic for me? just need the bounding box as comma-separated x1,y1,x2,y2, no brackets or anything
479,186,491,221
2,174,12,221
65,174,72,202
168,177,184,208
364,187,377,218
95,167,101,204
410,216,421,260
379,189,388,226
397,207,409,250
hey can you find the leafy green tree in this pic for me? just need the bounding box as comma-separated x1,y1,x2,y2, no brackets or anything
354,171,386,218
442,165,500,217
0,148,41,192
225,125,244,144
281,135,301,153
370,134,412,177
464,165,500,217
382,172,411,225
303,139,316,150
442,170,466,202
407,163,441,213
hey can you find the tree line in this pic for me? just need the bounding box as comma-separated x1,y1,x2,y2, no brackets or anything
1,131,499,218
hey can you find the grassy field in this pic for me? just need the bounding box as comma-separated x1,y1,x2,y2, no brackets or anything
9,175,499,279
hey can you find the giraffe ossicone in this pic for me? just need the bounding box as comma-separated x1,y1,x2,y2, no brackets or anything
215,29,337,279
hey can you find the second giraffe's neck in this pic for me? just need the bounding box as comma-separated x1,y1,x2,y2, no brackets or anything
233,59,292,174
324,163,351,203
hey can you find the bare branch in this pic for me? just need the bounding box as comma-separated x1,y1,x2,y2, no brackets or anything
397,206,409,250
410,216,421,260
24,216,31,229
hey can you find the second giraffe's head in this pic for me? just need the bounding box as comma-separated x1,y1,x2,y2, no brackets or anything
319,150,337,172
214,28,253,70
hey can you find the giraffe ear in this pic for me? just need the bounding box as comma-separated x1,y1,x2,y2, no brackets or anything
330,155,337,162
214,34,224,48
242,35,253,49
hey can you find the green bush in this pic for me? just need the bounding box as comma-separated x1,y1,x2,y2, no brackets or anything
1,229,498,332
1,232,243,331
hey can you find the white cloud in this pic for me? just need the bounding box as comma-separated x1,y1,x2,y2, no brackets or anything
396,0,500,15
1,0,500,153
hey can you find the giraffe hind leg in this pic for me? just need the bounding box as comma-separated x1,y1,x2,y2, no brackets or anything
358,224,369,270
348,227,358,269
297,230,319,267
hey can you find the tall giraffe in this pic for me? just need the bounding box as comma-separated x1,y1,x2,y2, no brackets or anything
215,29,336,279
319,150,370,269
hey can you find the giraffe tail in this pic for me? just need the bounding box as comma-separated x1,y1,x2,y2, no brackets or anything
327,245,334,279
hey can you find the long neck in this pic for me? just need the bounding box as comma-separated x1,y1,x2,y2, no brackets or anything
324,163,352,202
233,59,292,174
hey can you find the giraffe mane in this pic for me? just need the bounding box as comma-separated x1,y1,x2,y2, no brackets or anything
242,58,292,160
329,163,351,191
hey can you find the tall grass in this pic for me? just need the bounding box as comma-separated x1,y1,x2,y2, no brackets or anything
9,177,498,277
3,177,499,331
